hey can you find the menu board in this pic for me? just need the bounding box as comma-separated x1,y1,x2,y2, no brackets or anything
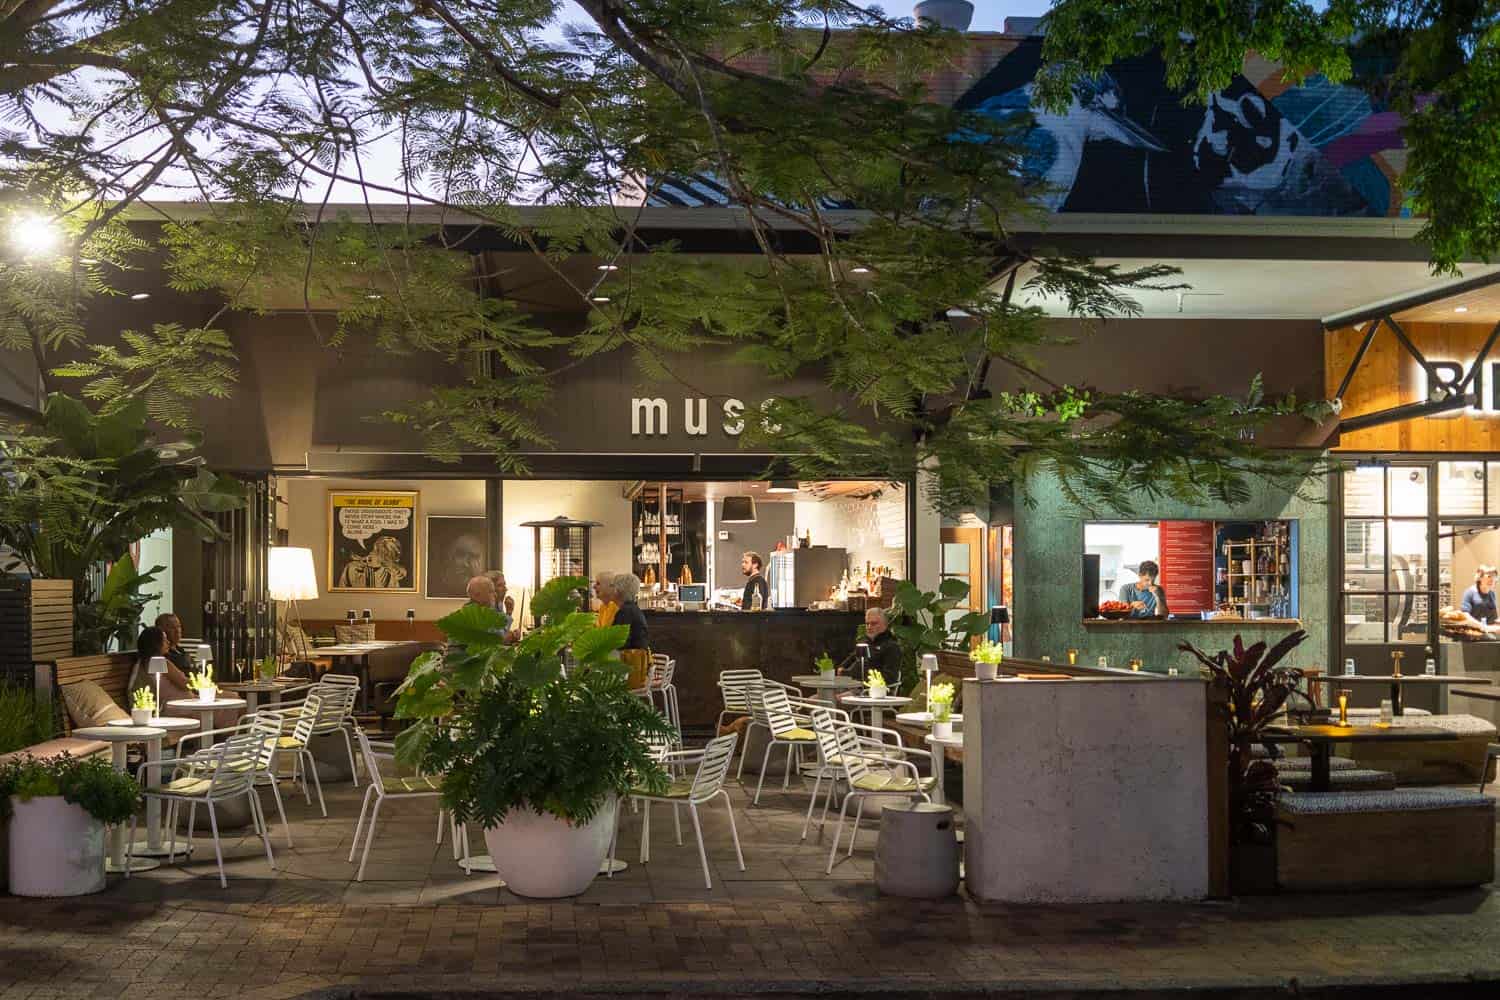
1159,520,1215,613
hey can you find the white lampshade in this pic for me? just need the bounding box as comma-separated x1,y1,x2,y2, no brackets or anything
921,653,939,673
268,546,318,601
147,655,169,676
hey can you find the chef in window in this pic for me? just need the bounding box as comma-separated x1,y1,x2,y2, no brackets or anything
1460,565,1500,634
1120,560,1168,619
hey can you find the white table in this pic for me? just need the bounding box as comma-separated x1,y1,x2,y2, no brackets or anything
839,693,912,729
896,711,964,727
791,673,863,706
73,725,166,874
219,680,285,712
924,732,963,806
108,716,199,859
166,697,247,743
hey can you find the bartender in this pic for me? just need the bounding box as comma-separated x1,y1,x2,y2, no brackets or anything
740,551,769,610
1460,564,1500,634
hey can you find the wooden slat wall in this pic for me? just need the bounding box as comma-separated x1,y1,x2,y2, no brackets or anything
0,579,74,679
1328,320,1500,452
45,653,137,734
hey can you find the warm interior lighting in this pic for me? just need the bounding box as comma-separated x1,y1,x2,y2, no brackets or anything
1455,306,1470,313
10,214,59,257
130,292,150,301
268,547,318,601
597,263,619,271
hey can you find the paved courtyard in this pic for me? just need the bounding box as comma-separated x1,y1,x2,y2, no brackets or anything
4,766,1500,999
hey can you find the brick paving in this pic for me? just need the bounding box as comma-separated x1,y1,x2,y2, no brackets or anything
3,767,1500,998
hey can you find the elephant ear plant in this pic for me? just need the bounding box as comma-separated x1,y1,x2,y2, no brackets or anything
886,579,991,693
394,575,673,830
1179,631,1307,845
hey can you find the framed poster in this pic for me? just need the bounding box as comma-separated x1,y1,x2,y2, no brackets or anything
425,515,486,599
327,490,419,593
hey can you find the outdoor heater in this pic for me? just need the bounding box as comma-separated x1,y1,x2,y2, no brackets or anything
521,516,602,616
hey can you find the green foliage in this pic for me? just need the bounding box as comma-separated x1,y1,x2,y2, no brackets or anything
185,667,216,693
0,686,53,755
1037,0,1498,272
814,651,836,674
0,392,247,652
395,575,673,826
969,638,1004,665
0,753,141,825
130,687,156,711
885,578,990,695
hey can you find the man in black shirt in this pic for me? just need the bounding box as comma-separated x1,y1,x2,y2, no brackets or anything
740,551,769,610
863,607,903,679
155,613,194,674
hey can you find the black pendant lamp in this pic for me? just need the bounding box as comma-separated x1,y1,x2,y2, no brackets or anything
721,495,757,523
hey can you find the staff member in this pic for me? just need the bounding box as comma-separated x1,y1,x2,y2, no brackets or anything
1461,564,1500,634
1120,560,1168,619
740,551,769,610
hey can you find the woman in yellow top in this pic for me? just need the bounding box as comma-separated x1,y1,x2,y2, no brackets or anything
594,571,619,627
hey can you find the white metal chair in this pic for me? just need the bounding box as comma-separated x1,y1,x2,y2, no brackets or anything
129,733,276,888
174,712,295,849
635,654,680,733
731,675,802,782
802,713,930,841
348,728,443,881
810,708,933,873
616,733,744,889
272,691,328,816
306,677,362,785
717,668,763,735
751,685,820,804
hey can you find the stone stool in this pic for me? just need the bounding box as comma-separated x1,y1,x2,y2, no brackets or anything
875,800,959,898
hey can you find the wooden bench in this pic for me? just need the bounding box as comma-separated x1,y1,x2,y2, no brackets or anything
0,653,137,764
1277,788,1496,891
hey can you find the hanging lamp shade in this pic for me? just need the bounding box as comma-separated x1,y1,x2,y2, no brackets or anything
766,480,799,494
720,495,757,523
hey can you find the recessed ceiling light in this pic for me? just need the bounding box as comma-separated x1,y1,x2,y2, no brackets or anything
597,263,619,271
1455,306,1469,313
592,295,610,303
850,265,871,274
130,292,150,301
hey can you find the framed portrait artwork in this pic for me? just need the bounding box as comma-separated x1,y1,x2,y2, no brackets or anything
425,515,486,599
327,490,420,593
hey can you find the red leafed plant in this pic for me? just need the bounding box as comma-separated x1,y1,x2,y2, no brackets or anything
1179,631,1307,844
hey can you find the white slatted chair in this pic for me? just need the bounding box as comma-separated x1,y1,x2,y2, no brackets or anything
616,733,744,889
273,692,328,816
810,708,933,873
642,655,680,733
307,677,362,785
128,733,275,888
802,714,930,841
750,684,820,804
717,668,763,734
174,712,295,849
349,728,443,881
731,675,802,782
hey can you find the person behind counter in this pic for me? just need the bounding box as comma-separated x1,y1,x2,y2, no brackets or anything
1460,564,1500,634
740,551,769,610
1120,560,1168,619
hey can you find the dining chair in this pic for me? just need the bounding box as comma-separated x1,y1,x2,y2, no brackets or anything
802,713,929,841
616,732,744,889
173,711,295,849
810,708,933,873
274,691,328,816
128,733,275,888
717,668,763,735
348,728,443,881
750,684,821,805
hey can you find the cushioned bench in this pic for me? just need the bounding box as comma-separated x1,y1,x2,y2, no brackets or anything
0,736,108,766
1264,755,1357,772
1279,768,1397,792
1337,714,1497,785
1277,788,1496,891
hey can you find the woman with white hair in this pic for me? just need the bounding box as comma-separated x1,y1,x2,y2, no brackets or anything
612,572,648,650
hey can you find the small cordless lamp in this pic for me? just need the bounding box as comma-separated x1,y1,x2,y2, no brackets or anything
148,655,169,708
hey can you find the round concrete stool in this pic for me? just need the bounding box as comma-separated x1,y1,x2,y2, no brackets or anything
875,800,960,898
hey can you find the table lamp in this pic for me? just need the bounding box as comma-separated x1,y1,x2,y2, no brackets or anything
989,605,1010,643
148,655,168,709
921,652,938,713
268,546,318,662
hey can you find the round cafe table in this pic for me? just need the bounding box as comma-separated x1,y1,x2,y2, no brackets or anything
839,693,911,730
895,711,964,727
108,716,199,859
166,696,247,744
219,680,283,713
72,724,167,874
791,673,862,706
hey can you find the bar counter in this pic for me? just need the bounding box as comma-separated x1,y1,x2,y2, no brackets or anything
642,609,862,731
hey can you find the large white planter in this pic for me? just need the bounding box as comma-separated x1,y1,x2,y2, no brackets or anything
7,796,106,897
483,797,617,898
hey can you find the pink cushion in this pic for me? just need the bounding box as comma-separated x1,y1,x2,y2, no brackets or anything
0,737,109,766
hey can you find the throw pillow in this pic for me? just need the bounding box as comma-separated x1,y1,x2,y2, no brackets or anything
60,681,130,729
335,621,376,643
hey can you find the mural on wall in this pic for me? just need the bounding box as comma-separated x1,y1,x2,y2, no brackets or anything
958,39,1407,217
425,515,486,599
328,491,420,593
644,38,1407,218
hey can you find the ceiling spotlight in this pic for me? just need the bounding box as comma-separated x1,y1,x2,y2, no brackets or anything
592,295,611,303
129,292,150,301
597,263,619,271
1455,306,1470,313
366,293,382,300
10,214,59,257
850,265,871,274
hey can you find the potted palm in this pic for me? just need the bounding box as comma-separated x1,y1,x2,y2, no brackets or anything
395,575,674,898
2,753,140,896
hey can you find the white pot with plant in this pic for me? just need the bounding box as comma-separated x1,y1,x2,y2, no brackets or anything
187,666,217,704
929,682,956,740
970,638,1003,682
395,576,675,899
815,652,836,678
2,754,140,897
129,688,156,725
866,668,888,700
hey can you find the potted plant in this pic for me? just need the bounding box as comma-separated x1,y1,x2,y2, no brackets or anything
866,668,888,700
889,579,991,690
2,753,140,896
815,652,836,678
129,687,156,725
929,682,956,739
1179,631,1307,894
257,656,278,681
970,638,1004,681
187,666,217,703
395,575,674,898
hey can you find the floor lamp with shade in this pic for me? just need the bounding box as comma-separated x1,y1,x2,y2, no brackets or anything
269,546,318,665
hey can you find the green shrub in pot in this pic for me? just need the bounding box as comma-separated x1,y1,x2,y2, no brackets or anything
0,753,140,825
394,575,674,893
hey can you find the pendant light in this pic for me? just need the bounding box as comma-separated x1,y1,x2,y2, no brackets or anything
721,495,757,523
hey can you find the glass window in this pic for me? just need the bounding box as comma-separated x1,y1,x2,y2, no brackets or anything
1342,519,1383,591
1343,468,1384,515
1488,462,1500,515
1344,594,1387,644
1388,466,1428,517
1390,593,1429,642
1387,520,1430,591
1439,461,1485,515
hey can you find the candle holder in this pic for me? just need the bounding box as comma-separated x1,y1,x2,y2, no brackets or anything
1066,648,1078,665
1391,650,1404,678
1337,689,1350,726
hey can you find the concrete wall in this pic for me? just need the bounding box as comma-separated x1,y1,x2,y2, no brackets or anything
714,500,794,590
963,677,1210,903
500,480,633,609
1014,469,1329,674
